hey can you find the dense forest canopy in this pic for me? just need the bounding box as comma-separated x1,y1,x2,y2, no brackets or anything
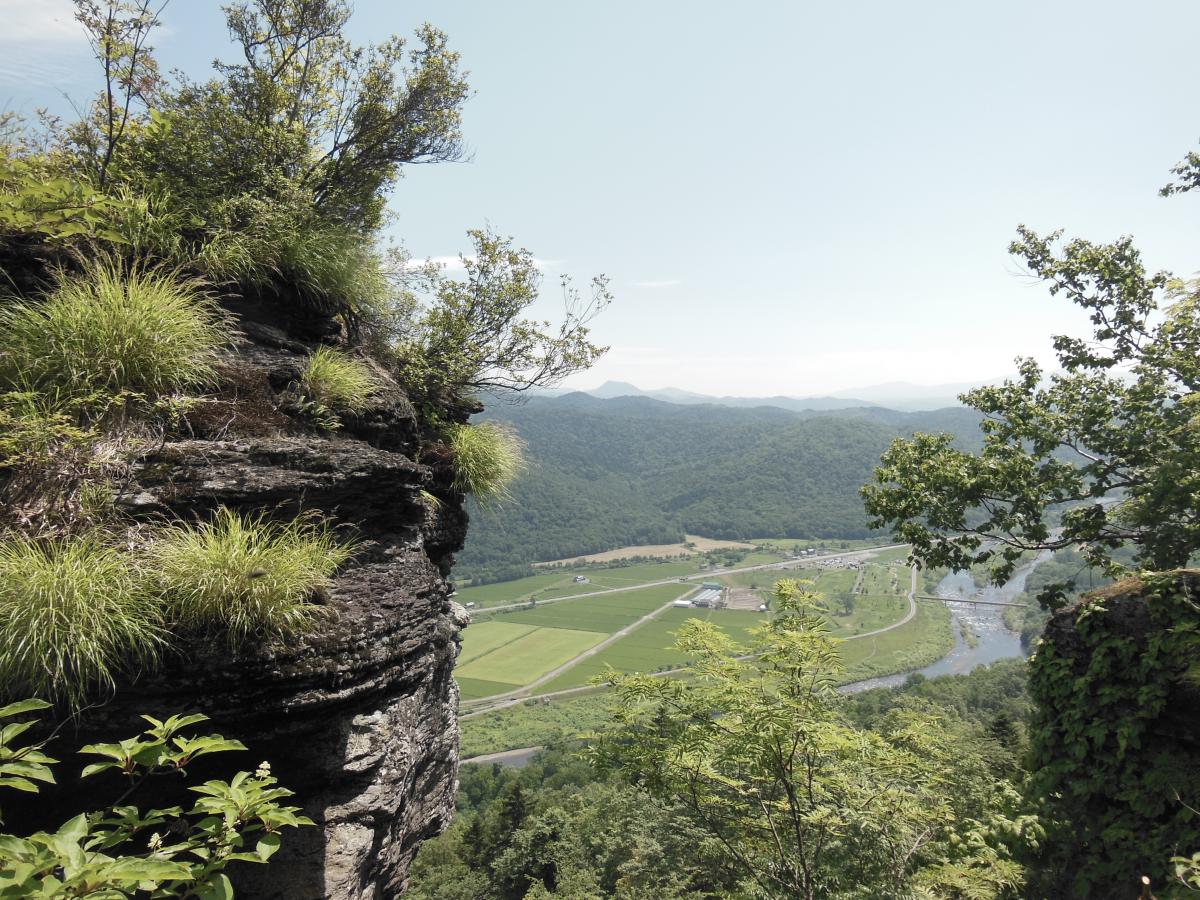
458,394,982,581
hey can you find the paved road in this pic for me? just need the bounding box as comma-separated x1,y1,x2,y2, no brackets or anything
462,563,919,719
462,746,545,768
470,544,908,614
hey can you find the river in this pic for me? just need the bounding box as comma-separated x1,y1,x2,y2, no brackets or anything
467,556,1047,766
838,552,1047,693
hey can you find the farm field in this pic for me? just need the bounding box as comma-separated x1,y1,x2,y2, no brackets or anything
534,534,755,566
538,607,763,692
457,622,536,666
455,627,605,687
455,550,940,711
456,558,712,609
460,600,955,755
455,584,689,699
455,543,907,611
455,572,597,609
479,583,685,631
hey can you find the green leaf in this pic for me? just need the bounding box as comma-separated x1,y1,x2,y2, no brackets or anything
195,872,234,900
255,832,280,862
0,700,51,720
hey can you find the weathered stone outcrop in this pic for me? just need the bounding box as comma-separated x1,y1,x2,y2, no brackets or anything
16,312,470,897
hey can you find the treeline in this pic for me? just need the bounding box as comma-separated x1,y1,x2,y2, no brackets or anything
457,394,980,581
407,661,1032,899
1001,545,1139,648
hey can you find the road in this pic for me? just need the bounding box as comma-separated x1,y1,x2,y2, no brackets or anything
460,561,919,720
468,544,908,614
463,588,692,710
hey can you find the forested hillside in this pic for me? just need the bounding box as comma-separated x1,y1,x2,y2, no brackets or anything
458,394,980,580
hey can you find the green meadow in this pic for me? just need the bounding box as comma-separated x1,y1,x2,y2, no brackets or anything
538,607,763,692
455,583,690,699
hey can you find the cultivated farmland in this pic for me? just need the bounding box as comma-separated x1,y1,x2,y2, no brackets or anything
455,583,688,699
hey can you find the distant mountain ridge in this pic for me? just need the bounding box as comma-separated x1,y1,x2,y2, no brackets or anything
566,377,1008,412
458,393,983,582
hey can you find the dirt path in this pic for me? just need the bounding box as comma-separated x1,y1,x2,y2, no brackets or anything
850,565,917,639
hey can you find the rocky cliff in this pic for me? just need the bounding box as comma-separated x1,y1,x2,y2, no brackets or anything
17,302,471,898
1028,570,1200,895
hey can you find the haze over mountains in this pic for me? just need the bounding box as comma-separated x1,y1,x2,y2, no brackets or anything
546,378,1009,412
458,391,983,583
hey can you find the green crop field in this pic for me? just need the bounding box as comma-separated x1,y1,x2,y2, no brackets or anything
476,583,686,633
457,676,522,701
456,626,606,687
538,607,764,692
455,584,690,700
457,622,536,665
455,563,936,705
724,550,789,567
456,559,705,608
453,573,604,609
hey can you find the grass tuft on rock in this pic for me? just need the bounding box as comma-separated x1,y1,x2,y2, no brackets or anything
147,508,352,648
448,422,526,507
0,262,226,404
0,535,163,709
298,346,383,418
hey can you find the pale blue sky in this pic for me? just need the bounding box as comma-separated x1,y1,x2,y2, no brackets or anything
4,0,1199,395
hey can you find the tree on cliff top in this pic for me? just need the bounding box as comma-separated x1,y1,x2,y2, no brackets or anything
862,144,1200,606
3,0,606,400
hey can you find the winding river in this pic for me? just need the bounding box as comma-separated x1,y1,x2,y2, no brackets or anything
838,552,1048,693
465,554,1049,766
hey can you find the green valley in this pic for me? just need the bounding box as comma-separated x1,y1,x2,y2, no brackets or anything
456,395,982,582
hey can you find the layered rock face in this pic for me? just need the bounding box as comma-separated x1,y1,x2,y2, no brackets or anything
21,309,470,898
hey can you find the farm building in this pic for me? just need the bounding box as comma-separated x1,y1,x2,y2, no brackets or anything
690,588,722,608
673,599,693,608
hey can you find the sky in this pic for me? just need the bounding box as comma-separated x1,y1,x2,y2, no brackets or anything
3,0,1199,396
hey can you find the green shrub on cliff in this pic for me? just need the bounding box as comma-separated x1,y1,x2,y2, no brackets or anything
448,422,526,506
298,345,383,423
147,508,351,648
0,263,225,407
0,535,163,709
0,700,311,896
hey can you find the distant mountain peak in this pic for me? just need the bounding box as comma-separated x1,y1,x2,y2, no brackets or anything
570,378,998,412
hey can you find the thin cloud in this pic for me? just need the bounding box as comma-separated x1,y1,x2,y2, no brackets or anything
0,0,80,43
631,278,682,288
